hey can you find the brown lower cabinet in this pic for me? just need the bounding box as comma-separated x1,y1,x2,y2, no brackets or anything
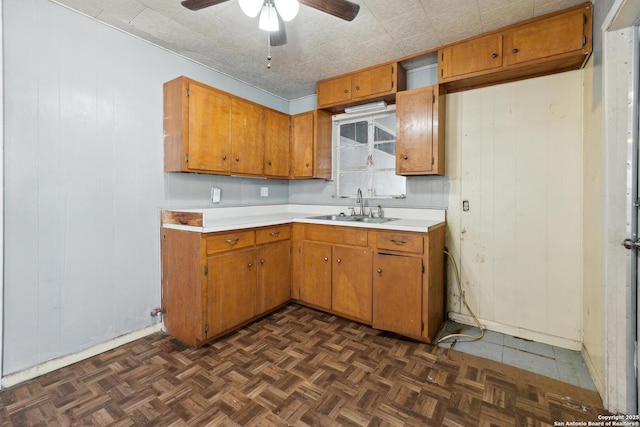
161,224,291,347
291,223,445,342
162,221,445,347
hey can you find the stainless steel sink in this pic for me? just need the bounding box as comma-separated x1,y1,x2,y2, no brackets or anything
354,217,397,224
307,214,356,221
307,214,398,224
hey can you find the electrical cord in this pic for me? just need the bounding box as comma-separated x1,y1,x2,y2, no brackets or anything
437,249,485,344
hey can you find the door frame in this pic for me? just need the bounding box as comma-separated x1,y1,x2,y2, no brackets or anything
601,0,640,414
0,0,5,389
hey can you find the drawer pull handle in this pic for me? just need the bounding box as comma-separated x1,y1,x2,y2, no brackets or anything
336,258,341,264
323,257,328,262
491,53,498,58
225,238,240,244
248,263,253,268
512,48,519,54
260,259,265,264
391,239,407,245
344,89,349,93
402,154,408,160
222,155,227,160
377,268,382,274
236,157,240,162
269,231,280,237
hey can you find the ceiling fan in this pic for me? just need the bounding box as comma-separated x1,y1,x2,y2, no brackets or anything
181,0,361,47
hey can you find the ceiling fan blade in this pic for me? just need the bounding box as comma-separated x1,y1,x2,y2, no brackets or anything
299,0,360,21
270,13,287,46
181,0,230,11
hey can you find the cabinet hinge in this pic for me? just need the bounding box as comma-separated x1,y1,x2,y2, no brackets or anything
440,69,443,77
422,261,425,273
205,324,209,333
204,265,208,275
421,321,425,332
583,14,587,25
432,157,435,166
185,154,189,163
391,65,394,74
432,93,435,104
186,88,190,97
582,35,587,46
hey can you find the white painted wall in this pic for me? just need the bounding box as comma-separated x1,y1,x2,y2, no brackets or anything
446,71,584,349
2,0,289,378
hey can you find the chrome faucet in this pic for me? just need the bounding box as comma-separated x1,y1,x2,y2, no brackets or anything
377,204,384,218
356,188,364,216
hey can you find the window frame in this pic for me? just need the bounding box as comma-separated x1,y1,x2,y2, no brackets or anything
333,106,406,199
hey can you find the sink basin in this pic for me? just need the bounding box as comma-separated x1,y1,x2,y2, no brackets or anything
355,217,398,224
307,214,356,221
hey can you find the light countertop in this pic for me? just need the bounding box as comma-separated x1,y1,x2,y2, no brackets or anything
161,204,446,233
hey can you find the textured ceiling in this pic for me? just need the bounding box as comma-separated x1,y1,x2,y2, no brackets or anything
50,0,586,100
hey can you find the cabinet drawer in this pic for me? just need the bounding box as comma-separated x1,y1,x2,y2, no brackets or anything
206,230,255,254
375,231,423,254
256,225,291,244
303,225,368,246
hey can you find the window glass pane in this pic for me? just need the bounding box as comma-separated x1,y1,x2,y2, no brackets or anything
373,142,396,163
339,171,368,196
340,143,368,171
340,121,368,144
373,170,406,197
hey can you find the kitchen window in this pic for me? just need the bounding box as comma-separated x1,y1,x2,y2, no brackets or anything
334,108,406,199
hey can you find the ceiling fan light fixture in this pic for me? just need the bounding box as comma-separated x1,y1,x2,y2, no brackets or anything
258,2,279,31
238,0,263,17
273,0,299,21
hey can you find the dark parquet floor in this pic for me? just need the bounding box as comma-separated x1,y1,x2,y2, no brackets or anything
0,304,609,426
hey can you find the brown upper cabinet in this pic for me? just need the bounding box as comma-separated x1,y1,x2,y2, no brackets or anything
230,97,265,176
164,76,331,180
396,85,445,176
264,109,291,178
438,3,592,92
317,62,407,111
290,110,332,179
164,78,231,174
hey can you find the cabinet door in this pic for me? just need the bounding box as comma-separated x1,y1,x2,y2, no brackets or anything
297,241,332,310
264,109,290,178
291,112,314,178
206,248,256,336
187,82,231,172
332,246,372,323
503,8,588,67
231,98,265,175
291,111,332,179
439,34,503,80
373,253,422,337
256,240,291,314
396,86,441,175
351,64,395,100
317,75,352,108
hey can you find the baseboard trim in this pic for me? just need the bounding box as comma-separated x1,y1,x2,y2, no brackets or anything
447,312,582,351
1,324,162,389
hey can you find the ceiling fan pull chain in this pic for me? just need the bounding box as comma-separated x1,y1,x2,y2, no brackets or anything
267,32,272,69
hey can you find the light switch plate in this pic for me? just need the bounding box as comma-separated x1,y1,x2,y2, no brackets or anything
260,187,269,197
211,187,221,203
